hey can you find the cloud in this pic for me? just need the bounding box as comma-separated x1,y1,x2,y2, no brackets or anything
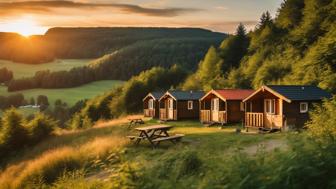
215,6,228,10
0,0,200,17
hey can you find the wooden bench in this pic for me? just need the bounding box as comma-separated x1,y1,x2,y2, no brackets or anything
152,134,184,146
128,118,144,128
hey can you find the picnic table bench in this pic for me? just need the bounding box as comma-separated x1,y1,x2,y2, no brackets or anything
128,118,144,128
127,124,184,148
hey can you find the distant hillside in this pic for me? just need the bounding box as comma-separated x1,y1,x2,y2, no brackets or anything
183,0,336,93
5,28,226,91
0,27,226,64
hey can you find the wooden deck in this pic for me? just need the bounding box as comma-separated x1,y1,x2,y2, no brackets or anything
245,112,283,130
200,110,226,124
159,108,177,120
245,112,263,128
144,109,155,117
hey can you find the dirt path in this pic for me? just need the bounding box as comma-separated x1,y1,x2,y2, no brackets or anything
243,139,288,155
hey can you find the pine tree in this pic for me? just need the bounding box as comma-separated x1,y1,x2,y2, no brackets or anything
258,11,273,29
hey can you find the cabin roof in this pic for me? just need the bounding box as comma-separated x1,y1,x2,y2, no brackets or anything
143,91,165,101
214,89,255,100
266,85,332,101
163,90,205,100
244,85,332,102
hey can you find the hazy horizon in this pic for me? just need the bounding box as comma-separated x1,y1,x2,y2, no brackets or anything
0,0,283,36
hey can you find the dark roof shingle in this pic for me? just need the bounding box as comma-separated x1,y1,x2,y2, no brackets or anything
168,90,204,100
266,85,332,101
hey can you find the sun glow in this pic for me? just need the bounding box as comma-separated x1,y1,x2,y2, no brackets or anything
0,17,48,37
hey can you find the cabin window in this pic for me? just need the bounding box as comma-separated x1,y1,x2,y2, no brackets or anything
265,99,275,114
148,99,154,109
188,101,193,110
240,102,245,111
211,98,219,111
300,102,308,113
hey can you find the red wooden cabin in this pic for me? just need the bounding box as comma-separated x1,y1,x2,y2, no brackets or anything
199,89,254,125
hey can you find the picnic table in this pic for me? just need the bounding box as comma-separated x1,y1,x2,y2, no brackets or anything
128,118,144,128
127,124,184,147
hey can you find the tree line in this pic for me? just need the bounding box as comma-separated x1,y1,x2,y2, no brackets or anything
6,37,223,91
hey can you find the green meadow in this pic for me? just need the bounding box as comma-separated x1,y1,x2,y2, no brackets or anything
0,59,92,79
0,80,123,107
0,118,287,188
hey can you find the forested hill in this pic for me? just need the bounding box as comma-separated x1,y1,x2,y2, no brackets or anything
5,28,226,91
183,0,336,93
0,27,225,64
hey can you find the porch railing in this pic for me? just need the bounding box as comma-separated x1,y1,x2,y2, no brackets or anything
200,110,211,123
218,111,226,124
160,109,177,120
160,108,166,120
144,109,155,117
200,110,226,124
245,112,264,127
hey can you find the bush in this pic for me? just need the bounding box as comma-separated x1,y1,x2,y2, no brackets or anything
27,113,57,144
0,108,28,152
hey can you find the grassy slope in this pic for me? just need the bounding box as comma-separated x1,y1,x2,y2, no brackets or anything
0,118,287,188
0,80,123,107
0,59,92,79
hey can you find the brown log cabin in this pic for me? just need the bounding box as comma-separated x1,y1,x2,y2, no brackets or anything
199,89,255,125
143,92,165,118
159,91,204,121
243,85,332,131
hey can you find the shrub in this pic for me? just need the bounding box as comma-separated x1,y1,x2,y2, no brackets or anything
27,113,57,144
0,108,28,152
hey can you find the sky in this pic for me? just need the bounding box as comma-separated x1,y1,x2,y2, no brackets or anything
0,0,283,35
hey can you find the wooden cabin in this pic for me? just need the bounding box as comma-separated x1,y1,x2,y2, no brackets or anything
243,85,331,131
143,92,164,118
199,89,255,125
159,91,204,121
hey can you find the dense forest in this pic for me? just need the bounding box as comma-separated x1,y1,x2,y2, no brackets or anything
4,28,225,91
182,0,336,93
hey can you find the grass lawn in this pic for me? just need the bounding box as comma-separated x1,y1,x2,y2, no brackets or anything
0,118,288,188
0,59,92,79
0,80,124,107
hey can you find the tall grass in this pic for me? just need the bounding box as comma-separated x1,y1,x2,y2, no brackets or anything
0,132,127,188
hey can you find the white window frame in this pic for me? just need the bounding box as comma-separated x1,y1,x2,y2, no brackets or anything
265,99,275,114
148,99,154,109
188,101,193,110
300,102,308,113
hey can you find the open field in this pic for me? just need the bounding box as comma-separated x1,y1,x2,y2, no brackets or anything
0,80,123,107
0,59,92,79
0,118,288,188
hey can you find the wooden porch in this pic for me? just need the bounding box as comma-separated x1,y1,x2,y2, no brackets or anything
244,112,283,130
200,110,226,124
160,108,177,121
144,109,155,117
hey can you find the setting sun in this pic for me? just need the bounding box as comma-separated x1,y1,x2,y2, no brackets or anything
0,17,48,37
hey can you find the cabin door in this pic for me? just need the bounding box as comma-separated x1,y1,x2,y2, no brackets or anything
211,98,219,122
168,98,174,119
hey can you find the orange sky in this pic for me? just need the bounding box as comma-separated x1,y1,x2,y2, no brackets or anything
0,0,283,35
